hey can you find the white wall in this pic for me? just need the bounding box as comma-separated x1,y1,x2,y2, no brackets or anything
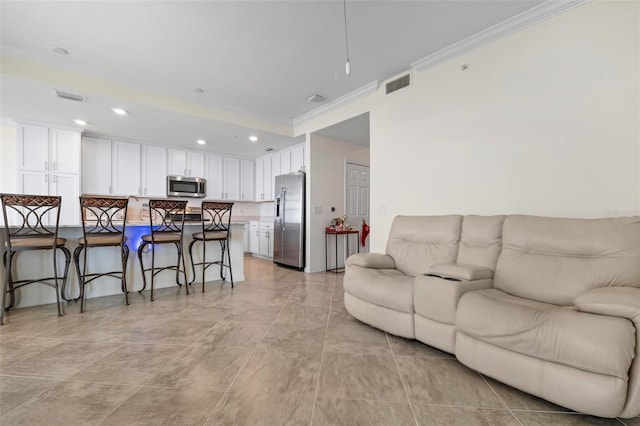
366,1,639,250
306,133,369,272
0,123,17,193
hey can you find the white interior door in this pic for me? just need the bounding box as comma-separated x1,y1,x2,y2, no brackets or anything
345,162,370,253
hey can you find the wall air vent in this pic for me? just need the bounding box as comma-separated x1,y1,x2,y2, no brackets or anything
385,73,411,95
52,90,85,102
264,147,274,152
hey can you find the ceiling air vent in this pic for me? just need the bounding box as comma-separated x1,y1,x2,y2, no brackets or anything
264,147,274,152
52,90,85,102
385,73,411,95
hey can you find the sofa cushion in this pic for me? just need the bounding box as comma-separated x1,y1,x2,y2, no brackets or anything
494,215,640,305
456,215,505,270
385,215,462,277
457,289,635,380
343,266,414,313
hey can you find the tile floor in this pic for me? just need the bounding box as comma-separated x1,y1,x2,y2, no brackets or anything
0,257,637,425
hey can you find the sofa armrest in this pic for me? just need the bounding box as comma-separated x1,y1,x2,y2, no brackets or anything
346,253,396,269
575,287,640,323
428,263,494,281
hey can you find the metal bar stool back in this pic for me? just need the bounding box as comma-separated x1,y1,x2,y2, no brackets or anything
74,196,130,312
137,199,188,301
189,201,234,292
0,194,71,325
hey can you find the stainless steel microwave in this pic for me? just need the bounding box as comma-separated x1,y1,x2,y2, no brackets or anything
167,176,206,198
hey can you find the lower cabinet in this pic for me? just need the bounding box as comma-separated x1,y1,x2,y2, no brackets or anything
249,221,273,258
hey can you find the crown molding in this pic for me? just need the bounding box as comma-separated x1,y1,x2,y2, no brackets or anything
292,81,378,128
411,0,590,70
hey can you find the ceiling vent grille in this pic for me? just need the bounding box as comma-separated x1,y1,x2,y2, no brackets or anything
385,73,411,95
52,90,85,102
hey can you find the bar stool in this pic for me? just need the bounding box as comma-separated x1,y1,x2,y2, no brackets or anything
188,201,234,291
74,196,129,313
0,194,71,325
137,200,188,301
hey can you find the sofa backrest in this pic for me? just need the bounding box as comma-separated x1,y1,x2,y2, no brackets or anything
456,215,506,270
386,215,462,276
494,215,640,305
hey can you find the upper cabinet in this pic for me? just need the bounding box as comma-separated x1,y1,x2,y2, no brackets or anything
19,124,81,174
82,137,112,194
167,148,205,178
254,144,305,201
223,157,240,201
112,141,141,196
141,145,167,197
206,154,224,199
240,159,254,201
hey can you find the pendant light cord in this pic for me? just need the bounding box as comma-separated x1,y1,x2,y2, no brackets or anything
343,0,351,75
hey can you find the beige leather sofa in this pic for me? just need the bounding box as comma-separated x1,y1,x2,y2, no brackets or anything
344,214,640,419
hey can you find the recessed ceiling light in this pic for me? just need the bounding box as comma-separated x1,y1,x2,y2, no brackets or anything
196,139,206,145
111,107,127,115
249,135,259,142
193,87,204,93
51,47,69,55
73,119,87,126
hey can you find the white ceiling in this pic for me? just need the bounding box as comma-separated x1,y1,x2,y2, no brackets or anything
0,0,544,157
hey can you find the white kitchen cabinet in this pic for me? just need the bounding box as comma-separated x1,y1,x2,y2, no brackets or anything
291,145,305,173
18,125,49,171
19,171,79,225
17,123,81,225
82,137,112,194
51,129,81,174
259,222,274,258
240,159,254,201
280,150,291,174
141,145,167,197
167,148,205,177
223,157,240,200
254,156,273,201
243,224,250,252
206,154,224,199
112,141,141,196
249,221,260,254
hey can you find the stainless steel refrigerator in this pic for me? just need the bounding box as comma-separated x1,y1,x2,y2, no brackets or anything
273,172,305,270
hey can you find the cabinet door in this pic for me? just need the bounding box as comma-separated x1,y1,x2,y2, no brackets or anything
188,151,205,178
280,150,292,174
206,154,224,199
269,154,280,200
141,145,167,197
112,141,141,196
240,159,254,201
249,222,260,254
19,125,49,171
167,149,188,176
51,174,80,225
223,157,240,200
82,137,112,194
263,156,272,201
291,146,304,173
254,158,264,200
19,171,48,195
259,223,273,258
51,129,81,174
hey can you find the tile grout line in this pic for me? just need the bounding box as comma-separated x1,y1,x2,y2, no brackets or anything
0,376,64,420
308,272,336,426
386,332,420,426
201,277,302,426
479,374,524,426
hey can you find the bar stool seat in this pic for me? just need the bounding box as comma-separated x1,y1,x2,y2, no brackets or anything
1,194,71,325
141,233,181,243
192,231,228,241
7,237,67,248
74,196,130,313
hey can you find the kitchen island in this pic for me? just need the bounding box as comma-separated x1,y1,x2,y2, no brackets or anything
0,221,247,309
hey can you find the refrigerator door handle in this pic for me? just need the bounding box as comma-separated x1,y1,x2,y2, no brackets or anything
281,187,286,231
